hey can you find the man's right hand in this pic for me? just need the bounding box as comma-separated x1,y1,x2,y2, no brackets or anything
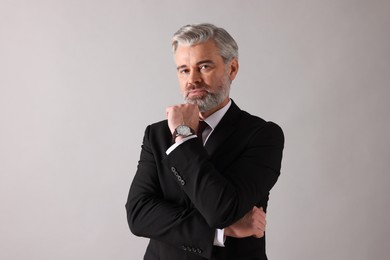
166,103,199,134
224,206,266,238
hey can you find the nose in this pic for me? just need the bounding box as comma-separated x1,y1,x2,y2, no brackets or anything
188,70,201,84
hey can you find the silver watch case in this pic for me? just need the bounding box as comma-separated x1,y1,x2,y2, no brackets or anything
175,125,193,137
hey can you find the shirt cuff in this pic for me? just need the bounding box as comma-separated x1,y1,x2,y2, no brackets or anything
213,229,226,247
166,135,197,155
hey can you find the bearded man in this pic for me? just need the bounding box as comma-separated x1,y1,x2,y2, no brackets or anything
126,23,284,260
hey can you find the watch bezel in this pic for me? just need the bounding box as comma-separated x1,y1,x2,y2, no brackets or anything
172,125,195,143
176,125,193,136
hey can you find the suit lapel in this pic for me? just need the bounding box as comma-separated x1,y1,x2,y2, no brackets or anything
204,100,242,156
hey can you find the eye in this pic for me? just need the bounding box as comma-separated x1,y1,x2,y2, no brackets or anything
178,69,189,74
199,64,213,72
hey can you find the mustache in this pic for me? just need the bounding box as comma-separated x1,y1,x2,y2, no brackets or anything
185,83,210,94
185,84,208,99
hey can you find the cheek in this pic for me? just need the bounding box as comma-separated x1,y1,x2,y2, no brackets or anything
204,74,222,87
201,75,214,86
178,80,187,95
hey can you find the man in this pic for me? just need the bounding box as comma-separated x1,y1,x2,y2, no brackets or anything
126,23,284,260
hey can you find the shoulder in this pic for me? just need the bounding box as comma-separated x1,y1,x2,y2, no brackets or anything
229,100,281,128
148,119,169,131
139,120,172,153
238,106,282,129
236,108,284,145
141,120,172,148
143,119,171,138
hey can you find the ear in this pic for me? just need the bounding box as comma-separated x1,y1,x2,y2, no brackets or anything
228,58,239,81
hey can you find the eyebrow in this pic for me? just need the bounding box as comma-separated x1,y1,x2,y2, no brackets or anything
176,59,215,71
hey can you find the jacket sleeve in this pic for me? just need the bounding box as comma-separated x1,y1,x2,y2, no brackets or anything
126,125,215,258
162,121,284,228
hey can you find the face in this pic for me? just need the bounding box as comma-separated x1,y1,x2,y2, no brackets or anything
174,40,238,113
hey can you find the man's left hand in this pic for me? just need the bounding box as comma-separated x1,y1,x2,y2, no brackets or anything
224,206,266,238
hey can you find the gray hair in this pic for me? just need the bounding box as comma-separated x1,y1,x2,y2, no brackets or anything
172,23,238,63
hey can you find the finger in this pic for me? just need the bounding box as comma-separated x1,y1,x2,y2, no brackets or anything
253,229,265,238
252,207,262,217
255,217,266,230
258,231,265,238
166,106,171,115
253,212,266,227
257,222,266,232
250,217,265,232
253,206,266,215
257,216,266,227
255,207,266,219
252,207,265,219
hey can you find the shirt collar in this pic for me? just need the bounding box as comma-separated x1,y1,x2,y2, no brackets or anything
203,99,232,130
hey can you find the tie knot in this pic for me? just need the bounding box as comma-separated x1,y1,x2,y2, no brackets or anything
197,120,209,137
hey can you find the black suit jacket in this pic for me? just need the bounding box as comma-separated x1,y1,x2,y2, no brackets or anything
126,100,284,260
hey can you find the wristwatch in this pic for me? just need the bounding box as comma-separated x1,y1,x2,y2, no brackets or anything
172,125,195,142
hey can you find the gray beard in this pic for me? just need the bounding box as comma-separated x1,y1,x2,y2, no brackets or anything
185,90,225,112
184,78,231,112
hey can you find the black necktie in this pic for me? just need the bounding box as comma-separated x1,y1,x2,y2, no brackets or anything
197,120,209,140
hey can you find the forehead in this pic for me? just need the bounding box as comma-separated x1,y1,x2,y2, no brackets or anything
174,40,223,65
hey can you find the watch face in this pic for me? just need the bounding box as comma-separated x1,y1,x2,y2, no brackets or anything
176,125,192,136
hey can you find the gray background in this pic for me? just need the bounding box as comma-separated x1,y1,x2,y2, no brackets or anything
1,0,389,259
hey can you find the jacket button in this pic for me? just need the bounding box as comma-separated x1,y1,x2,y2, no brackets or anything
180,180,186,185
177,176,182,182
171,167,177,173
197,248,202,254
181,245,187,251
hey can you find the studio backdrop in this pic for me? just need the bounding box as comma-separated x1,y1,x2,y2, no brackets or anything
0,0,389,259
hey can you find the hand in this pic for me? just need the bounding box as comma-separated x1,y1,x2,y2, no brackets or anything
224,207,266,238
166,104,199,134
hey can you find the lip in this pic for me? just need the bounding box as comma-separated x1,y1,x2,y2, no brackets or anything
187,89,207,96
